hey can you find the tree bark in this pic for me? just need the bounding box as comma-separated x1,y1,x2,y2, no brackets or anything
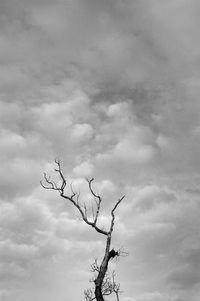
94,234,118,301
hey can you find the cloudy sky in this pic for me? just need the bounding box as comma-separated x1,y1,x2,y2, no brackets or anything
1,0,200,300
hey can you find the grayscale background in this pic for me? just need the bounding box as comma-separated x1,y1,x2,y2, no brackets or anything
0,1,199,301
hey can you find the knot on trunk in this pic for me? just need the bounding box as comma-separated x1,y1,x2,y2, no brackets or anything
108,249,118,260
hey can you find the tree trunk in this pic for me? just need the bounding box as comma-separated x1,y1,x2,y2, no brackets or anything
94,234,113,301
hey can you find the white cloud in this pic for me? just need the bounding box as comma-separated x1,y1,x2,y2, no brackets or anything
0,129,26,156
136,291,178,301
96,126,156,166
0,262,29,280
0,240,38,262
127,185,176,211
113,138,155,164
0,158,43,197
73,161,94,177
107,102,130,117
70,123,94,143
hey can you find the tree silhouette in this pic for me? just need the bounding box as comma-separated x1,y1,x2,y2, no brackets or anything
41,159,125,301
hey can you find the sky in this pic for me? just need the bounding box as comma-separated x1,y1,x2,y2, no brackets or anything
0,0,200,300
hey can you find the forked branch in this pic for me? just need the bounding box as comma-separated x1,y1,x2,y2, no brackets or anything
40,160,125,238
87,178,102,225
84,270,122,301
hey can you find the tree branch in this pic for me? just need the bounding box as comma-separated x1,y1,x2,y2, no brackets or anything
109,195,125,234
40,160,109,236
87,178,102,225
85,269,122,301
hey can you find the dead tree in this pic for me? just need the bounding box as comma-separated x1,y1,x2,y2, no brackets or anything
84,269,122,301
41,159,125,301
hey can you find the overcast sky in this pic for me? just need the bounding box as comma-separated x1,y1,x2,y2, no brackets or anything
0,1,200,300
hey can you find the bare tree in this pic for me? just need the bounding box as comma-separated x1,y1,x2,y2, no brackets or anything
41,159,125,301
84,269,122,301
